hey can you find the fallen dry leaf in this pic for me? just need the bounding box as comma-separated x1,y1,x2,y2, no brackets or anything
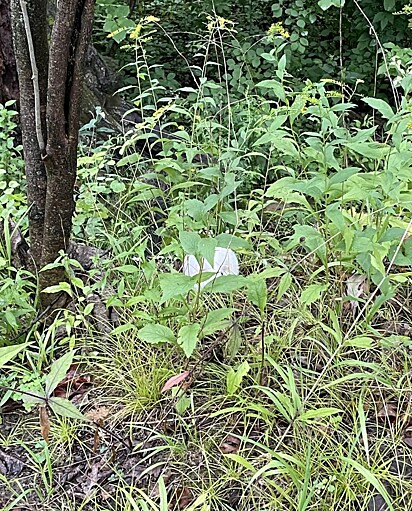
161,371,191,393
86,406,111,423
169,486,192,510
40,405,51,443
346,274,368,312
53,364,92,398
377,403,398,423
220,434,240,454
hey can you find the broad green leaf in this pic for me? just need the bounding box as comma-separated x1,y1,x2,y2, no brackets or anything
329,167,360,185
227,361,250,396
344,336,374,348
247,278,267,313
159,273,196,301
345,142,390,159
116,265,139,274
277,272,292,301
179,231,201,255
20,390,45,405
184,199,206,221
275,138,300,159
41,281,72,297
289,94,307,123
177,323,201,358
384,0,396,11
226,323,243,360
45,351,74,397
110,180,126,193
48,397,88,420
198,238,217,267
137,324,176,344
175,393,191,415
318,0,344,9
0,342,30,368
202,308,236,336
203,274,246,293
215,233,250,250
256,79,286,102
111,323,135,335
300,284,328,305
325,203,346,232
362,97,395,120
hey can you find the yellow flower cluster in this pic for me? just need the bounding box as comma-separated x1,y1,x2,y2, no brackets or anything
267,22,290,40
129,16,160,40
206,15,236,32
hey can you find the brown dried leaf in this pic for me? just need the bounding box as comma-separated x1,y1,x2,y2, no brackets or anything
40,405,51,443
53,363,92,398
86,406,111,423
377,403,398,422
220,434,240,454
346,274,368,311
169,486,192,510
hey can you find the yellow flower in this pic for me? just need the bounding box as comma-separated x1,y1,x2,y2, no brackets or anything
144,15,160,23
129,24,142,40
207,15,235,32
267,22,290,40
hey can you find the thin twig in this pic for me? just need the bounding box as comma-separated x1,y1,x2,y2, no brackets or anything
19,0,45,153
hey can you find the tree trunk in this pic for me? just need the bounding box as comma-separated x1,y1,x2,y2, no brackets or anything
0,0,19,105
11,0,95,309
10,0,48,266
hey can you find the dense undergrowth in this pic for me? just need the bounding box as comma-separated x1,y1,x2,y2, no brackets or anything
1,4,412,511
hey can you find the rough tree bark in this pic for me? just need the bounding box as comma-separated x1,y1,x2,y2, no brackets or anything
10,0,95,309
0,0,19,104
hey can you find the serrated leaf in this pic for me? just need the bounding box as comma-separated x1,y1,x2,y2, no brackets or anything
198,237,217,267
159,273,196,301
0,342,30,369
247,278,267,313
179,231,201,255
48,397,88,420
202,274,246,293
45,351,75,397
177,323,200,358
137,324,176,344
300,284,328,305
